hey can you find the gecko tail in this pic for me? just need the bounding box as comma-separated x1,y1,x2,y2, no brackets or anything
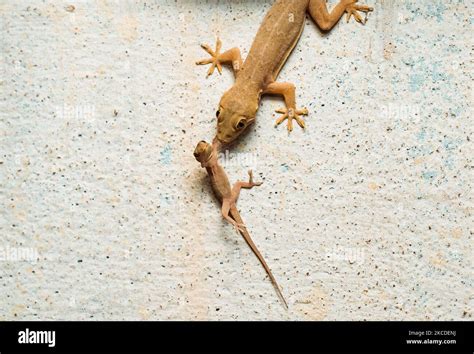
262,260,288,309
273,281,288,309
229,205,289,309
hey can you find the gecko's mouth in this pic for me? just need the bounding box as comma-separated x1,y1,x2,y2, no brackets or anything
216,131,235,145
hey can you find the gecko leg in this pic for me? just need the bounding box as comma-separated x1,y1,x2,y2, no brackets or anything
196,38,243,78
308,0,373,31
263,82,308,132
231,170,263,203
222,199,246,233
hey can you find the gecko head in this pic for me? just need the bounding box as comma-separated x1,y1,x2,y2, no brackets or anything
216,88,258,144
193,140,213,167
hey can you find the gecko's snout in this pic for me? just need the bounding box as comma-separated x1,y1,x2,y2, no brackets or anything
216,129,233,145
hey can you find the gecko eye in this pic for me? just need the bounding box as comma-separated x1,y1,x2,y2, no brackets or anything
217,108,225,123
236,119,246,130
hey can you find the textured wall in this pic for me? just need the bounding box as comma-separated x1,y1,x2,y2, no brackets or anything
1,0,472,320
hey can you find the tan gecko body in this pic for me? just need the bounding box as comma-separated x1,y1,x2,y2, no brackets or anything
197,0,373,144
194,140,288,308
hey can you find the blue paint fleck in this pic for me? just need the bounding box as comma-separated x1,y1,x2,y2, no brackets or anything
427,1,446,22
442,138,460,151
443,156,455,170
160,144,172,165
430,63,448,83
409,74,425,92
422,171,438,181
416,128,427,142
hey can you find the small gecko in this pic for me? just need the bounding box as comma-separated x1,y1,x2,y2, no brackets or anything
196,0,373,144
194,139,288,308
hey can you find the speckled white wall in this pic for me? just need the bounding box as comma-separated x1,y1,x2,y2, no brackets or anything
1,0,472,320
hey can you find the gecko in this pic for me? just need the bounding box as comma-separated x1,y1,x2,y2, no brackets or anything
196,0,373,144
193,139,288,308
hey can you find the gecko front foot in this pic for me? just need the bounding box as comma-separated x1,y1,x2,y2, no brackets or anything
345,2,373,24
196,38,243,78
196,38,224,77
248,170,263,187
275,107,309,132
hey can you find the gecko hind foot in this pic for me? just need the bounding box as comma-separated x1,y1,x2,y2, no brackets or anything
274,107,309,132
233,222,247,234
196,38,223,77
